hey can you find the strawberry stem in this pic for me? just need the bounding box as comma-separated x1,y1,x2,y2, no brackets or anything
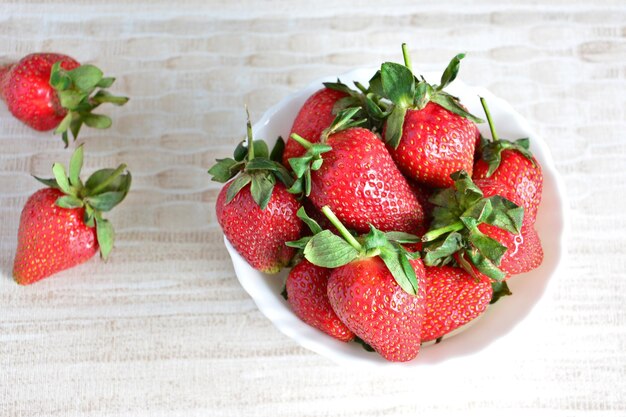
321,205,363,251
89,163,127,195
480,96,499,143
290,133,313,150
422,221,464,242
401,43,413,73
245,105,255,160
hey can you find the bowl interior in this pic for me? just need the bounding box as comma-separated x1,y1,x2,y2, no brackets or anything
226,68,567,367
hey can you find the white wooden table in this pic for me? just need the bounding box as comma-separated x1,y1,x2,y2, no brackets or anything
1,1,625,415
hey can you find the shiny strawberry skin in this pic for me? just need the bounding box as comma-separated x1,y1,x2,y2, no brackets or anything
473,150,543,224
478,221,543,276
13,188,98,285
282,88,347,167
0,53,80,131
286,260,355,342
327,257,427,362
421,266,492,342
309,127,425,234
473,178,524,209
216,181,303,273
386,102,480,188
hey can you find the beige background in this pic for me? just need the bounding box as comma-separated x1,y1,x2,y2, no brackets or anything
1,0,625,415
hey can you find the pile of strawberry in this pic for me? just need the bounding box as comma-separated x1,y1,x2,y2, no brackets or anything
1,53,131,284
211,44,544,362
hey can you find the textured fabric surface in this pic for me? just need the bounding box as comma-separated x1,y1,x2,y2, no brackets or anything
1,1,625,415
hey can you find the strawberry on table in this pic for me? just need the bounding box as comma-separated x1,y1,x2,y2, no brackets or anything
287,108,425,234
209,110,303,274
379,44,483,188
473,97,543,224
0,53,128,146
13,145,131,285
291,205,427,362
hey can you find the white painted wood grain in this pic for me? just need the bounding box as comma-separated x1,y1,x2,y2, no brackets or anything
1,1,625,415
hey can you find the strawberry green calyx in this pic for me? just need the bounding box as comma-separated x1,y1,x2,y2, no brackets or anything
33,144,131,260
490,280,512,304
48,62,129,147
287,107,365,196
287,134,332,196
323,75,390,133
381,43,484,149
477,97,537,177
287,205,422,295
421,171,523,281
208,108,293,210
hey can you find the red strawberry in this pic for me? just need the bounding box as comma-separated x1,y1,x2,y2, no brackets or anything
408,180,436,224
282,88,347,167
288,111,425,234
422,171,542,282
0,53,128,146
472,97,543,224
477,221,543,276
210,111,303,273
0,53,79,131
13,145,131,285
379,45,483,188
421,266,493,342
328,257,426,362
14,188,97,285
286,259,354,342
473,178,543,275
386,102,481,188
296,205,426,362
473,178,523,213
216,182,301,273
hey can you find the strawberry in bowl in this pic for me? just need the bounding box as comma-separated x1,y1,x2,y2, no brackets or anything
214,45,567,365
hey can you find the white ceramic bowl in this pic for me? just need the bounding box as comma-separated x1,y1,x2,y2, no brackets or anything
224,68,568,367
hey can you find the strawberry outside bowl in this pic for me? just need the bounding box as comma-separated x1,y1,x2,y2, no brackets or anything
222,67,568,367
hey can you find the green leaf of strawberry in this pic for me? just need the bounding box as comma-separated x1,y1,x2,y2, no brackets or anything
380,44,484,149
269,136,285,162
381,62,416,108
490,280,513,304
437,53,465,91
323,78,389,133
208,109,295,210
250,171,276,210
422,170,523,281
286,107,367,197
422,232,463,266
95,216,115,261
477,97,537,176
291,205,422,295
48,61,128,147
430,93,484,124
55,195,84,209
304,230,360,268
